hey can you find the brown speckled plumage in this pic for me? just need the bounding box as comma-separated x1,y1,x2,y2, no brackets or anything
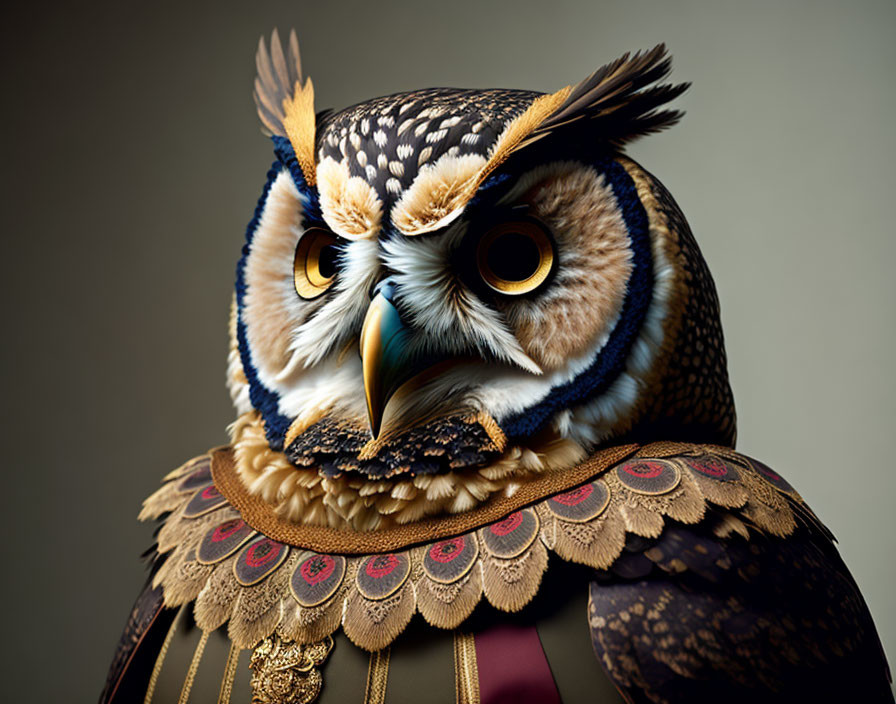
621,159,737,447
317,89,538,206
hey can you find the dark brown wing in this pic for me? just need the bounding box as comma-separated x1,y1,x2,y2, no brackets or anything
589,515,893,703
98,583,177,704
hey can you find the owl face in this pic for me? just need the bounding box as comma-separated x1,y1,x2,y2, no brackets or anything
242,152,637,420
229,32,734,526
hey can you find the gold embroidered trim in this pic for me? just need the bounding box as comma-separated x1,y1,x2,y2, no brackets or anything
178,629,209,704
149,443,810,654
217,642,241,704
454,632,480,704
249,634,334,704
211,443,639,553
143,605,185,704
364,648,391,704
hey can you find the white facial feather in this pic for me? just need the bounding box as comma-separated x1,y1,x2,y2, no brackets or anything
227,345,252,415
277,355,368,426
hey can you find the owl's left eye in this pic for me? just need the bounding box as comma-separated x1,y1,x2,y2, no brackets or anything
294,227,340,300
475,217,555,296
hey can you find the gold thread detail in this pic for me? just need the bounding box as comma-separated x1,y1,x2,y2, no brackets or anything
143,605,185,704
217,641,241,704
364,648,391,704
454,632,480,704
178,629,210,704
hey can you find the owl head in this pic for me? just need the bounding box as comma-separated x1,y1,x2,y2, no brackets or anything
228,31,735,530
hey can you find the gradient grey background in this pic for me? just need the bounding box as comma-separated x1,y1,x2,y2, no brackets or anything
2,1,894,700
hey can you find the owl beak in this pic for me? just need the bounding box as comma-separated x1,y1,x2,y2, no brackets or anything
359,280,419,439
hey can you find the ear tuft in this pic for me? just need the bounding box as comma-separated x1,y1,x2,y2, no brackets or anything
537,44,689,148
253,29,317,185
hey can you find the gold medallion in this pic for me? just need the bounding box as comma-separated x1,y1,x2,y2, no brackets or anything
249,634,334,704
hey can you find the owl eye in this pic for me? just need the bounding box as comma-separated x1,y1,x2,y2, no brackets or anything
475,218,555,295
294,227,340,300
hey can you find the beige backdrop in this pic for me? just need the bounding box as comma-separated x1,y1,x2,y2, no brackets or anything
2,0,894,700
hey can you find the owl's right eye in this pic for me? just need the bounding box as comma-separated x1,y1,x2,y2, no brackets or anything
475,217,555,296
294,227,340,300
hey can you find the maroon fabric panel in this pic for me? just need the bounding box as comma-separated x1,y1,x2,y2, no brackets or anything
474,622,562,704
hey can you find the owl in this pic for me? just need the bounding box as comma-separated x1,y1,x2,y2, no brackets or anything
101,30,892,704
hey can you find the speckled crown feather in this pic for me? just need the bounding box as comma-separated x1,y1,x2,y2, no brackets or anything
315,88,540,207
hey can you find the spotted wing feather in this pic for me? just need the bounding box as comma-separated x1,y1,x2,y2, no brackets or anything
588,520,893,703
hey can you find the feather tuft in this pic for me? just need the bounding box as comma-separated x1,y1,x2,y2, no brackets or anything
536,44,689,148
253,29,317,185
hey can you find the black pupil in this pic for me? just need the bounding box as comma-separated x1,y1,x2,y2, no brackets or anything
317,244,338,279
487,232,541,281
